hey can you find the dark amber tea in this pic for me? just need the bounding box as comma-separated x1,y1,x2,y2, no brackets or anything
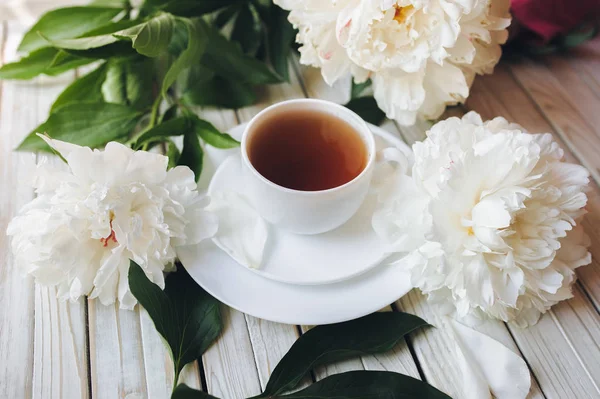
247,109,367,191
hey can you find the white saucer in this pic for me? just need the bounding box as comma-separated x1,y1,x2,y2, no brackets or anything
207,125,411,285
178,123,414,325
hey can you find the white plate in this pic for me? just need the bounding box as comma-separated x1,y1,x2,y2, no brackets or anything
179,123,414,325
206,123,412,285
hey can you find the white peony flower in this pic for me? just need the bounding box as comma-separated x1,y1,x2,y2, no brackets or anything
373,112,591,326
275,0,511,125
6,136,218,309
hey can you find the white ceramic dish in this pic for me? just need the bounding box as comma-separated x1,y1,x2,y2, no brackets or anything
179,123,414,325
207,123,412,285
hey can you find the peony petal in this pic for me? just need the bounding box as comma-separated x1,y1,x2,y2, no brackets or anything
208,191,268,269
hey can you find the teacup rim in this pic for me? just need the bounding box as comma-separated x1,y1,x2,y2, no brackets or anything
240,98,377,196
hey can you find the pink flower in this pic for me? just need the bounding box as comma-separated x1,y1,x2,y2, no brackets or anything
511,0,600,42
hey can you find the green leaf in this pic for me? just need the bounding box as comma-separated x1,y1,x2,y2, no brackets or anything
213,4,241,29
193,117,239,149
162,18,208,95
128,261,222,381
201,22,282,85
160,104,179,123
47,13,175,57
231,3,263,56
166,140,181,169
179,131,204,181
161,0,242,17
281,371,451,399
171,384,219,399
183,75,257,109
51,63,108,113
18,6,123,53
0,47,94,80
259,312,428,397
345,96,386,126
134,116,192,148
351,78,372,99
115,13,175,57
17,103,142,152
267,4,296,82
102,58,154,110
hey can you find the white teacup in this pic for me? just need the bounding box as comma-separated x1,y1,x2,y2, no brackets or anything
240,99,376,235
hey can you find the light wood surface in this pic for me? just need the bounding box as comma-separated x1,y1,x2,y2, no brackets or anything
1,18,600,399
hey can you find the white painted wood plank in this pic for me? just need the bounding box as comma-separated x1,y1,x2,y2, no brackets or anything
1,22,88,399
202,307,262,399
0,21,38,398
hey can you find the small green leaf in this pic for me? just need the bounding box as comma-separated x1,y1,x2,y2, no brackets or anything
166,140,181,169
201,22,282,85
183,75,257,109
179,131,204,181
51,63,108,113
267,4,296,82
162,18,207,95
231,3,263,56
134,116,191,148
193,117,239,149
345,96,386,126
17,103,142,152
161,0,242,17
18,6,123,53
351,79,372,99
102,57,154,110
128,261,222,381
115,13,175,57
259,312,428,397
280,371,451,399
171,384,219,399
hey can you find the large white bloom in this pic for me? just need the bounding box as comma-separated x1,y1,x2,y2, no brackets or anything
275,0,510,125
373,112,591,326
7,136,218,309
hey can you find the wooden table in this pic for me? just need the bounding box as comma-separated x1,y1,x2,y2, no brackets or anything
2,15,600,399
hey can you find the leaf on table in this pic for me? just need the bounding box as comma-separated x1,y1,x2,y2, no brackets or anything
51,63,108,113
231,3,263,56
102,57,155,110
179,131,204,181
267,4,296,82
201,22,282,85
128,261,223,382
171,384,220,399
134,116,192,148
0,47,89,80
280,371,451,399
161,0,242,17
47,13,175,57
193,117,239,149
258,312,429,397
183,75,256,109
18,6,124,53
344,96,386,126
162,18,208,96
17,103,142,152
